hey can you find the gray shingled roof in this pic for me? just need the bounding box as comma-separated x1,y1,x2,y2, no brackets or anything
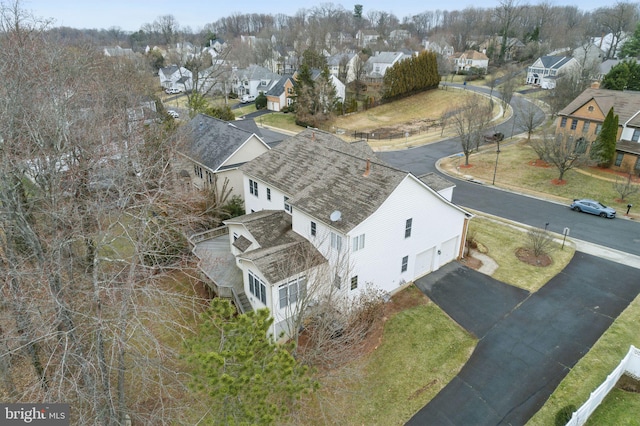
417,173,455,192
178,114,261,171
558,88,640,127
266,74,294,97
227,210,327,283
540,56,573,69
240,129,411,233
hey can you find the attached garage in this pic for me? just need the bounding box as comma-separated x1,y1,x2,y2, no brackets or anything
415,247,436,278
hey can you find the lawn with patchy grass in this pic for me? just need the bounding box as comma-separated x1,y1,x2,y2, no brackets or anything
440,140,640,216
467,215,575,292
331,89,484,133
526,294,640,425
256,111,301,133
297,285,476,425
585,387,640,425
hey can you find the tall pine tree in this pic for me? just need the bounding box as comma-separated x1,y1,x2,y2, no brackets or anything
590,107,619,167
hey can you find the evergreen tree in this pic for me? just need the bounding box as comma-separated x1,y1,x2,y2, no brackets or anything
591,107,619,167
184,298,317,425
602,60,640,91
620,23,640,58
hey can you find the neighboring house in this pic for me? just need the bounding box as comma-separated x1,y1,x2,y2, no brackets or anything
231,64,281,99
423,40,454,58
365,51,412,80
526,56,580,89
572,43,606,79
390,29,411,42
356,29,380,47
207,129,472,338
310,69,345,103
478,36,525,61
556,87,640,173
265,74,295,112
451,50,489,73
103,45,136,58
597,58,640,81
158,65,193,92
173,114,271,196
327,52,358,83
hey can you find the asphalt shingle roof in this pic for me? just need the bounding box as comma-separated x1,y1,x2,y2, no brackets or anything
240,129,410,233
179,114,261,171
228,210,326,283
558,88,640,127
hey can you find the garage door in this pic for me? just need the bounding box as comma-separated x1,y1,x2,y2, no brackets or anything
415,247,435,278
439,237,459,267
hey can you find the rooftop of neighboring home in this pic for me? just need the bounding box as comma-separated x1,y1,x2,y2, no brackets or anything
178,114,265,171
558,88,640,127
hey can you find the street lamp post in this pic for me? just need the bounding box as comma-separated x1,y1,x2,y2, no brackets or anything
492,142,501,185
511,113,517,139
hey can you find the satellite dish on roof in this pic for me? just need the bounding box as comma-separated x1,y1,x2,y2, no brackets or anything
330,210,342,222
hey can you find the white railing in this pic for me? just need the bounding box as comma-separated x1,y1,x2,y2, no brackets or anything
566,345,640,426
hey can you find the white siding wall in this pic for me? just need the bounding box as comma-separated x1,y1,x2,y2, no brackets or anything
347,176,467,295
243,176,291,213
222,136,270,166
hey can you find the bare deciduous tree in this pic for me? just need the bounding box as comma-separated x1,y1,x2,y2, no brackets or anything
530,132,592,181
451,96,494,165
515,100,545,142
0,3,207,423
613,170,640,201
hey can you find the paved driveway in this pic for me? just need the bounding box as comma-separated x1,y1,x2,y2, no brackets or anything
409,252,640,426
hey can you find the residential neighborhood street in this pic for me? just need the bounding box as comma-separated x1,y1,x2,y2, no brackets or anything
409,253,640,425
373,85,640,425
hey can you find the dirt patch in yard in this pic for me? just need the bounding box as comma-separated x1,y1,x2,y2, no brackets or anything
515,247,552,267
460,255,483,270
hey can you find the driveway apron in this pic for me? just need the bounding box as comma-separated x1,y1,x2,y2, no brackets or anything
408,252,640,426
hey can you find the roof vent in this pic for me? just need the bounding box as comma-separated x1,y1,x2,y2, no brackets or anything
330,210,342,222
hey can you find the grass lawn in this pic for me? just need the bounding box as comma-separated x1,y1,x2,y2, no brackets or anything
257,111,302,133
467,215,575,292
586,387,640,425
298,285,476,426
526,294,640,425
439,140,640,218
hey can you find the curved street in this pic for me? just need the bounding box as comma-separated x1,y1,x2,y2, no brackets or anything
373,84,640,425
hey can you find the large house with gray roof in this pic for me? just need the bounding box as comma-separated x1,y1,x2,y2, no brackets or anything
556,87,640,173
526,56,580,89
174,114,270,196
213,129,472,337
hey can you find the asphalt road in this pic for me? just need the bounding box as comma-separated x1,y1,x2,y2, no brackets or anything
377,90,640,256
409,253,640,425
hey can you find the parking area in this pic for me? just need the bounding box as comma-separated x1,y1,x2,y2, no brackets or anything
409,252,640,425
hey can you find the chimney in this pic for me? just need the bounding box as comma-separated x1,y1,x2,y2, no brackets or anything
363,158,371,177
311,131,316,141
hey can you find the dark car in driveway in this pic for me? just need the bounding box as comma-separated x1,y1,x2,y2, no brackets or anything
570,199,616,218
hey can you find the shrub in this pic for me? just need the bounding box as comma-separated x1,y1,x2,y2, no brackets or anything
554,404,576,426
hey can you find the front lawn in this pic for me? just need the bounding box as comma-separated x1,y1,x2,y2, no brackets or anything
467,215,574,292
439,140,640,217
296,285,476,425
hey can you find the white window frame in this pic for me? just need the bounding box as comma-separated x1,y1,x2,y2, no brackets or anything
401,255,408,273
279,277,307,309
248,271,266,304
405,218,413,238
352,234,365,252
331,232,342,252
